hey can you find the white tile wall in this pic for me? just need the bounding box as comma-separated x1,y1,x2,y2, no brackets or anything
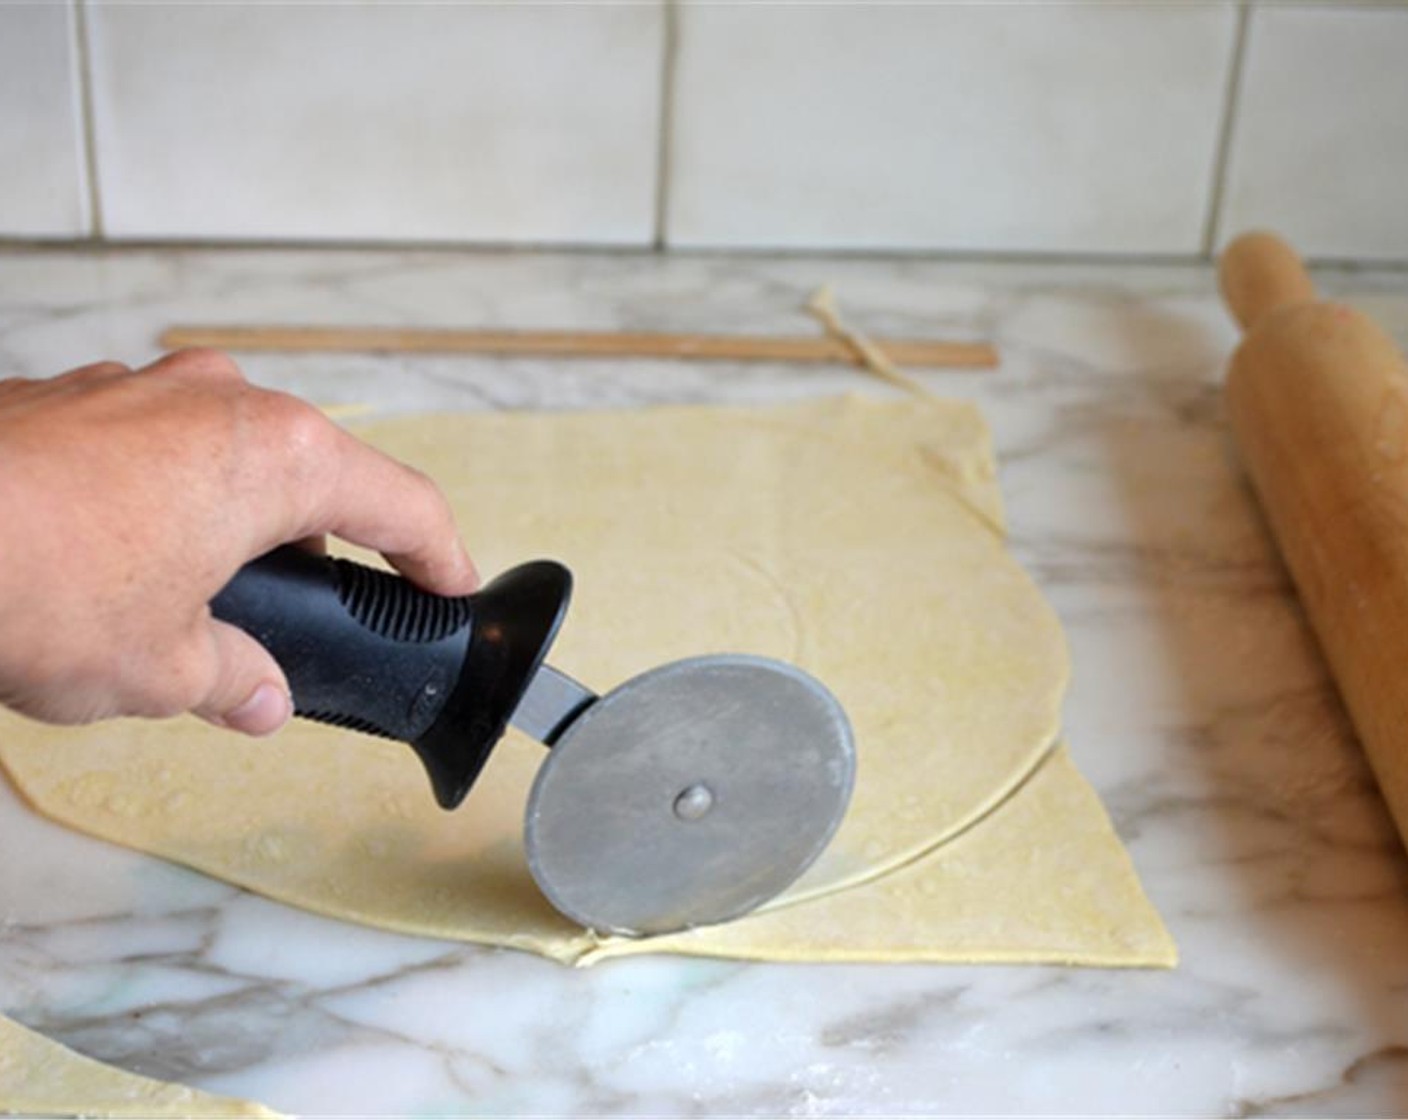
86,3,664,244
1218,4,1408,261
5,1,1407,260
0,2,89,238
664,3,1238,255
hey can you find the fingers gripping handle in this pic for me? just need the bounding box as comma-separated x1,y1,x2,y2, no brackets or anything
211,546,572,809
212,547,470,741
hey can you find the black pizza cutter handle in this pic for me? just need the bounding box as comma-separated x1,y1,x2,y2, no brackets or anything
210,545,572,810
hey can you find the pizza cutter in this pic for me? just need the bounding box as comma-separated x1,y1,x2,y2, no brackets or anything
211,546,855,936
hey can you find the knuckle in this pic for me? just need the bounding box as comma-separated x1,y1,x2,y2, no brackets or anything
112,626,218,720
402,468,457,543
428,486,458,534
406,464,444,507
70,360,131,380
253,390,338,496
267,392,334,459
401,461,448,512
161,346,244,381
137,650,214,719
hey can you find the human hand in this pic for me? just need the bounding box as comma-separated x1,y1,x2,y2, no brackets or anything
0,349,478,735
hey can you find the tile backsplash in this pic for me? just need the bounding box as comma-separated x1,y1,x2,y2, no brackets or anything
86,3,662,244
666,3,1236,255
0,3,88,238
1,1,1403,261
1219,4,1408,262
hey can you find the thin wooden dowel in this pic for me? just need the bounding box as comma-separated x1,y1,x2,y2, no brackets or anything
158,325,998,369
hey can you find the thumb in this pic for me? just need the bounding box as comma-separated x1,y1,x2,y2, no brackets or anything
192,619,293,736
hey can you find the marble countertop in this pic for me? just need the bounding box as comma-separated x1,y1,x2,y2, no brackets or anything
4,247,1408,1117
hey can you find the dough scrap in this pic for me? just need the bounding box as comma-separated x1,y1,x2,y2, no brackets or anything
806,285,930,397
0,1014,276,1118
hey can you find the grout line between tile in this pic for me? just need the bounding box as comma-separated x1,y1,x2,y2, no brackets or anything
0,241,1403,272
1201,0,1253,259
71,0,104,241
651,0,680,252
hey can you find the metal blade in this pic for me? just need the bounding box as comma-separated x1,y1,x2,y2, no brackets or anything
510,663,597,745
524,654,855,936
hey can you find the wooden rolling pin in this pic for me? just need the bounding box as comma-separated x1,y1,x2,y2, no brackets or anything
1222,231,1408,848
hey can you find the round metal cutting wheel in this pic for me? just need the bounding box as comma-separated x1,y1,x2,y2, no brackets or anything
524,654,856,936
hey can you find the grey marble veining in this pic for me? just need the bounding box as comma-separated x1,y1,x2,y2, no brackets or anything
3,247,1408,1115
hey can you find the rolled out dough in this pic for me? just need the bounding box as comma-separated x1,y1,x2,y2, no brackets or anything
0,1014,276,1118
0,393,1174,1117
0,396,1171,973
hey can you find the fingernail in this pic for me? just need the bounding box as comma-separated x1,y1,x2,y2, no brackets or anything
224,683,292,737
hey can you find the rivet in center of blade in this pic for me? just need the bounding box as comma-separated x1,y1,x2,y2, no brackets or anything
673,783,714,821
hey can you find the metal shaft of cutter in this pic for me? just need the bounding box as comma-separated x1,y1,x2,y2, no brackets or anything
510,664,597,745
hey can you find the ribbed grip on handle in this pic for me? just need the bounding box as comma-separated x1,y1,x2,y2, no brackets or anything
335,560,475,643
212,546,572,809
